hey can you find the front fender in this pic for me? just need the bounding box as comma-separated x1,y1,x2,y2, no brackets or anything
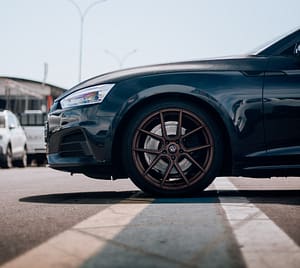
105,71,264,172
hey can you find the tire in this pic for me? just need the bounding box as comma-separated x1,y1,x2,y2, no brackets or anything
123,100,223,196
27,155,32,166
36,156,46,166
0,146,13,169
15,147,27,168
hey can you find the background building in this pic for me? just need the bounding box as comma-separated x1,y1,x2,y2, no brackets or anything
0,77,65,114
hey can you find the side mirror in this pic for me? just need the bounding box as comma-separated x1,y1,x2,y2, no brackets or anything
295,43,300,56
9,124,16,130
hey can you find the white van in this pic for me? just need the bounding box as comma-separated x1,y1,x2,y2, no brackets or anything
19,110,47,165
0,110,27,168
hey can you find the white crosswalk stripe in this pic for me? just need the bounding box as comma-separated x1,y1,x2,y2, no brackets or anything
0,203,150,268
214,177,300,268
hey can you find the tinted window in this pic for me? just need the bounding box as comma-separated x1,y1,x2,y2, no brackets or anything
0,116,5,128
280,43,297,56
20,113,47,126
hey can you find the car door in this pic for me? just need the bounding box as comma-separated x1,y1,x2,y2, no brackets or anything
263,42,300,165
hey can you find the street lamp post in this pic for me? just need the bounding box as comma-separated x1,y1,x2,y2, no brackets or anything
68,0,107,82
104,49,137,69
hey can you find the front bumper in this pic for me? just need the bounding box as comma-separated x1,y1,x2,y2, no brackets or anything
46,105,115,179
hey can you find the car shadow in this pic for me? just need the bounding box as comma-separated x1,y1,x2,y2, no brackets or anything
19,189,300,205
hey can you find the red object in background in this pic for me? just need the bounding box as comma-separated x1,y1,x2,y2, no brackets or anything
47,95,53,111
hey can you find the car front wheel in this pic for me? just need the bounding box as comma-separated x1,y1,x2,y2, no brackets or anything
15,147,27,168
0,146,13,169
123,100,223,196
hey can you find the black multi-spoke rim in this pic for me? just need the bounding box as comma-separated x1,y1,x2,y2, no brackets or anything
132,108,214,190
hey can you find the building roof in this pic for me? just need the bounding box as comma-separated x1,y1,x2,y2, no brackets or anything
0,76,66,99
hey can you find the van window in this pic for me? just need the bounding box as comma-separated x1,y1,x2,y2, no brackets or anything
20,113,47,126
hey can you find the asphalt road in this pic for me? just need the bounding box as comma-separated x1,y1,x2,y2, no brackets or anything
0,167,299,268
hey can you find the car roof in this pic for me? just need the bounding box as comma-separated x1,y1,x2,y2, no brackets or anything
0,110,14,116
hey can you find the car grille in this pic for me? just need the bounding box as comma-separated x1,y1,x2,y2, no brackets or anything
59,130,91,157
62,131,85,143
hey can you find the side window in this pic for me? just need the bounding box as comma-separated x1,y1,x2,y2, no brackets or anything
14,115,21,127
0,116,5,128
280,42,300,56
8,113,19,128
7,114,14,127
295,43,300,56
20,113,46,126
20,114,28,125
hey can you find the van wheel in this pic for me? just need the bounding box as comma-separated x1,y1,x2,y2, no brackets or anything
36,156,46,166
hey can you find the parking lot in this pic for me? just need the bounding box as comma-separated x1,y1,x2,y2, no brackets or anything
0,167,299,267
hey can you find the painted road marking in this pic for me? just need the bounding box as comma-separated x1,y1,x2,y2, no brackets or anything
79,196,243,268
2,178,300,268
0,203,150,268
214,177,300,268
1,192,242,268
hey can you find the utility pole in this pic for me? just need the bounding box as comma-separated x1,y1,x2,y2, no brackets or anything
104,49,138,69
67,0,108,82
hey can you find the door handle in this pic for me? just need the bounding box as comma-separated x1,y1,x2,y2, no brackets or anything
264,71,287,76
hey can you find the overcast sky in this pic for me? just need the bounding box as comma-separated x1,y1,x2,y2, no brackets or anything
1,0,299,89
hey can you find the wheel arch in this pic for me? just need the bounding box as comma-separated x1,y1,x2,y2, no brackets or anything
7,141,12,149
111,92,233,178
7,142,12,154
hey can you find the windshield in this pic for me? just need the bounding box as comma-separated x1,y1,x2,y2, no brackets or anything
0,115,5,128
20,113,47,126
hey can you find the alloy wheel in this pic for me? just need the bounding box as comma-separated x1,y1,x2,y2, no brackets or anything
132,108,214,190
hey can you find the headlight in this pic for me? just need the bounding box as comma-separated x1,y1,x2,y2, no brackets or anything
60,84,114,109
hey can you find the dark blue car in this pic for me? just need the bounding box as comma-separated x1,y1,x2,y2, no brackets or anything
46,28,300,196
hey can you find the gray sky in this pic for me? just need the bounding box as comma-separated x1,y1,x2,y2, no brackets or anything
1,0,299,89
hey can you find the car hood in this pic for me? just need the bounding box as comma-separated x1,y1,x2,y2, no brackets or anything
57,55,268,101
0,128,7,136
